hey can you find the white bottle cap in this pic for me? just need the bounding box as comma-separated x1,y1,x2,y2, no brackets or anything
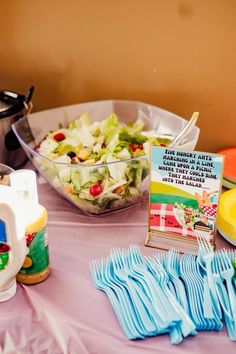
9,169,38,203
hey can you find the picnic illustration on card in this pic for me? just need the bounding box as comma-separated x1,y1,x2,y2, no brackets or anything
145,147,224,252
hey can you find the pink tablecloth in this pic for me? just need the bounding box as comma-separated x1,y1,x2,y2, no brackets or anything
0,171,235,354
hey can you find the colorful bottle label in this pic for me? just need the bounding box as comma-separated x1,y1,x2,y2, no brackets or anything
0,220,9,271
19,226,49,274
0,242,10,271
0,219,7,242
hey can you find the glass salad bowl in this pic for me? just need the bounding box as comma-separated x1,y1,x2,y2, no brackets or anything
12,100,200,215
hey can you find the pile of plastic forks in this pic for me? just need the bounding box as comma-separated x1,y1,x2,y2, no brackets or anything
90,243,236,344
197,234,236,340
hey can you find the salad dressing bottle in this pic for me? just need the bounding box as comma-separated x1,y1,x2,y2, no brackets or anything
10,170,50,284
0,185,26,301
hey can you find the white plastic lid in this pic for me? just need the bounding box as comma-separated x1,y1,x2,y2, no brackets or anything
10,169,38,203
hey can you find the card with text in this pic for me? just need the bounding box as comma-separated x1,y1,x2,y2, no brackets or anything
145,146,224,253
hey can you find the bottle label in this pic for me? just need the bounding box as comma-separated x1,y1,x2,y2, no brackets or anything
0,219,7,243
0,243,10,271
0,220,10,271
19,226,49,274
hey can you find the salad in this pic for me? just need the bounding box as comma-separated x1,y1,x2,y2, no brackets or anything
36,112,172,213
174,203,208,228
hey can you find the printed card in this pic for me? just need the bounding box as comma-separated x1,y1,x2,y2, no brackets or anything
145,146,224,252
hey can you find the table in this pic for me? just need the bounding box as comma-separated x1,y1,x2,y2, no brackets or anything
0,171,235,354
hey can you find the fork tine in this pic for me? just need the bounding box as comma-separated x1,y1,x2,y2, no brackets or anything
132,245,139,259
212,256,216,274
129,245,138,263
90,260,96,282
90,259,103,287
221,249,229,270
207,238,214,253
172,250,178,269
176,250,180,268
169,250,175,270
116,248,122,260
134,245,142,259
153,255,164,271
200,233,210,252
102,257,106,272
119,248,126,267
218,250,227,271
221,249,232,269
94,259,102,280
203,236,212,253
132,245,143,263
215,251,222,272
137,245,143,257
199,232,213,255
197,233,205,253
117,248,124,268
220,249,228,267
93,259,99,274
196,233,202,247
223,249,233,268
228,249,234,265
111,248,120,269
166,250,172,267
104,257,111,279
129,244,135,259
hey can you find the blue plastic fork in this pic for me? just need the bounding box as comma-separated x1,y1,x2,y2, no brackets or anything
187,253,218,331
103,257,146,339
190,253,222,331
226,249,236,289
180,253,204,331
129,245,186,344
212,255,236,341
166,250,189,313
156,250,167,268
197,234,222,319
111,248,157,336
212,255,234,321
123,249,171,333
90,259,135,339
129,246,181,323
189,253,215,331
147,254,197,338
215,250,236,321
197,236,216,320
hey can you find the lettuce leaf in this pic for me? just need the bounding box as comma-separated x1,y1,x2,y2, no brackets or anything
119,131,147,145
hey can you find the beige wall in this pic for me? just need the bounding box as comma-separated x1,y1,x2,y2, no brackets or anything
1,0,236,151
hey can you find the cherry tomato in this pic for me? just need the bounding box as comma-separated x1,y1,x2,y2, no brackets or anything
137,144,143,150
89,183,102,196
129,143,136,151
53,132,65,141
